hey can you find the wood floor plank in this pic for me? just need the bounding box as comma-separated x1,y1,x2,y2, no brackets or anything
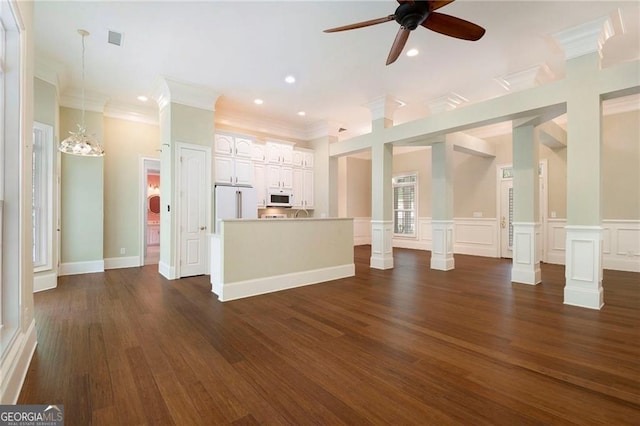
18,246,640,425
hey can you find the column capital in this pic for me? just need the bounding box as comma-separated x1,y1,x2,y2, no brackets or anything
153,77,220,111
365,95,404,122
551,13,620,60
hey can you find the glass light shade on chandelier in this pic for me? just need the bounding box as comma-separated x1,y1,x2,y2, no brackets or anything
59,29,105,157
59,124,104,156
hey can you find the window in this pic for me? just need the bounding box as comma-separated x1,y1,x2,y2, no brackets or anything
32,122,53,271
393,173,417,237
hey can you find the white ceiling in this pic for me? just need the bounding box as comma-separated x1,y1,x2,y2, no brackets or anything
34,1,640,141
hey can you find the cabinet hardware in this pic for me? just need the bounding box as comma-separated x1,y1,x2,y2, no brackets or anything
199,226,207,230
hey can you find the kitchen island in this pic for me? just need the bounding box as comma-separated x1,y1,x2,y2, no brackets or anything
210,218,354,301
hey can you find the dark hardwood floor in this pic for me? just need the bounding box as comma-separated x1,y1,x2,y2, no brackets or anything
19,246,640,425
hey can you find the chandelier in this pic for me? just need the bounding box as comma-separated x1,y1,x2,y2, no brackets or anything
59,29,105,157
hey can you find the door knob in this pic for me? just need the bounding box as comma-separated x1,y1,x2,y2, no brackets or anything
500,217,506,229
200,226,207,230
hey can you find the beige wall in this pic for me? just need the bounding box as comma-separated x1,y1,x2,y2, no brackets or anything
386,108,637,220
346,157,372,217
34,78,57,126
103,117,160,259
602,109,640,220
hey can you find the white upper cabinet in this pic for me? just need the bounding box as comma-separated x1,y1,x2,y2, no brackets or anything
234,137,253,158
251,143,266,162
214,132,255,185
293,148,314,169
214,133,235,156
266,141,294,165
215,133,253,157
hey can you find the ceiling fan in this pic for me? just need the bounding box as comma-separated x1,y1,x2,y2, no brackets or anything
324,0,485,65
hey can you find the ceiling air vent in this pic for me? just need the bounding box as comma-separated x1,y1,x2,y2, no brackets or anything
108,30,123,46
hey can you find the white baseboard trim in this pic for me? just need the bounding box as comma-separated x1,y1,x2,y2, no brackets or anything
0,319,37,404
104,256,140,270
59,260,105,276
158,261,175,280
34,270,57,293
213,263,355,302
392,238,428,251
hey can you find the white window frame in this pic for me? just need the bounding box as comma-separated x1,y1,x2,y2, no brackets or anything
392,172,418,238
33,122,53,271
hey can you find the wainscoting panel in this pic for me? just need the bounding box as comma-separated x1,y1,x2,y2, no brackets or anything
354,217,638,273
454,218,499,258
546,219,639,273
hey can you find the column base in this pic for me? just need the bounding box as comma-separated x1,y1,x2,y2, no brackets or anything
564,226,604,310
431,220,455,271
370,220,394,270
511,222,542,285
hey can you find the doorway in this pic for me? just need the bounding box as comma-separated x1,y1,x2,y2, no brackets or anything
497,160,547,261
141,158,161,266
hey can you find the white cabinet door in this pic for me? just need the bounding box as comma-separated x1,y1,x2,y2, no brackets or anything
234,158,254,186
266,142,281,164
292,150,304,168
303,169,314,208
254,163,266,207
214,134,234,156
303,152,314,169
281,144,294,165
252,143,266,162
267,164,282,189
280,166,293,190
292,168,304,207
214,156,234,184
234,137,253,158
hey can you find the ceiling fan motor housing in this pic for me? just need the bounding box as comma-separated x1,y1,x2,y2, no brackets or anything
395,2,430,30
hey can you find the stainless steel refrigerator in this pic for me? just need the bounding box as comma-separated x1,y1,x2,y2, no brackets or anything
214,185,257,232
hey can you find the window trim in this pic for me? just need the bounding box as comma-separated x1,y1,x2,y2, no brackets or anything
392,172,418,239
33,122,54,272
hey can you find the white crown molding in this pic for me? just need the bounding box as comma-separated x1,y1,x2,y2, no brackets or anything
104,101,159,125
305,120,345,140
34,56,67,91
602,93,640,116
426,91,470,114
215,107,309,141
59,88,109,113
494,63,556,93
552,15,614,60
153,77,220,111
365,95,404,121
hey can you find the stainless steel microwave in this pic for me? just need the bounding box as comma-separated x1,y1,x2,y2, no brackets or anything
267,190,293,207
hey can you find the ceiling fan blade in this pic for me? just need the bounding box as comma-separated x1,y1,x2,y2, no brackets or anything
429,1,456,12
386,27,411,65
324,15,395,33
422,12,485,41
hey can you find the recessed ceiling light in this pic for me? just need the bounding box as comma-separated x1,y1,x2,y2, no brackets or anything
285,75,296,84
254,99,264,105
406,48,419,57
137,95,148,102
297,111,306,116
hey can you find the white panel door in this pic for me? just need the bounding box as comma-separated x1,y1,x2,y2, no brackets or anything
179,145,209,277
280,167,293,189
254,163,266,207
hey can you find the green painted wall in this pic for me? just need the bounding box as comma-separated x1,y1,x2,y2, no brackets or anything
59,107,104,263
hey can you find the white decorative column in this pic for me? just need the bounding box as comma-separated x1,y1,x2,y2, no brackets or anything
564,226,604,309
552,17,614,309
511,122,541,284
431,138,455,270
369,96,402,270
511,222,542,284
